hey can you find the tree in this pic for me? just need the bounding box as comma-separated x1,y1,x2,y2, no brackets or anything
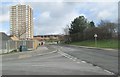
89,21,95,27
98,20,117,39
64,25,70,43
69,16,87,34
64,25,69,35
18,22,26,39
69,16,88,41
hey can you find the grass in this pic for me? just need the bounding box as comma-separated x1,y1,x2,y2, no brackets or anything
68,39,118,49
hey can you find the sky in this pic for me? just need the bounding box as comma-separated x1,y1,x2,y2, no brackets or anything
0,0,119,35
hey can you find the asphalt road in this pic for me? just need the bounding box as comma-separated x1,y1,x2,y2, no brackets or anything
51,45,118,74
2,45,115,75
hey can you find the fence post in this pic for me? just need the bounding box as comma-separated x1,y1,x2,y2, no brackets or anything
7,40,10,53
16,41,17,51
33,40,34,50
6,41,7,53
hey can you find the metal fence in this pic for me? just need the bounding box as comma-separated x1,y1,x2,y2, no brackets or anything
1,40,39,54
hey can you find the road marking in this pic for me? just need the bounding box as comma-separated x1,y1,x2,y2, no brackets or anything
57,49,115,75
103,70,114,75
57,49,82,64
81,61,86,63
32,65,45,67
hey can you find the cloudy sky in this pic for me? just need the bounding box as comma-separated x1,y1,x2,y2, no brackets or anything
0,0,119,35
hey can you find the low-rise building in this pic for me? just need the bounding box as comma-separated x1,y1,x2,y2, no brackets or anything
34,35,61,41
0,32,12,53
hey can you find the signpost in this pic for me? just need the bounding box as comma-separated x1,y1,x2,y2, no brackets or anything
94,34,97,47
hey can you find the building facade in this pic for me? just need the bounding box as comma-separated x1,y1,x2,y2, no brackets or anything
10,4,33,40
34,35,63,41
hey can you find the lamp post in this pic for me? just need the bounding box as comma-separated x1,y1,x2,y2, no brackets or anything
94,34,97,47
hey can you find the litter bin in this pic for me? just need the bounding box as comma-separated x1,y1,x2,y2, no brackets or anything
19,45,28,52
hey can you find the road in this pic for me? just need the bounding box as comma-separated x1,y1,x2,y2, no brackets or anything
51,45,118,74
2,45,118,75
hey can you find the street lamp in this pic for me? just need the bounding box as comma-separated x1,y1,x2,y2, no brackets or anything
94,34,97,47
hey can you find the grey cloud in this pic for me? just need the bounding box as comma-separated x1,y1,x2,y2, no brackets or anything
1,2,118,35
28,2,78,35
31,2,117,35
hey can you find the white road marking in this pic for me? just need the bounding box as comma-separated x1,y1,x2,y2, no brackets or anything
81,61,86,63
103,70,115,75
32,65,45,67
57,49,115,75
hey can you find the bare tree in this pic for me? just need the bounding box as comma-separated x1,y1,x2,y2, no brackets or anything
64,25,69,35
64,25,70,43
18,22,26,39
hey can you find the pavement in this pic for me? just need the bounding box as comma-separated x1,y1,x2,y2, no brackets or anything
2,45,116,75
68,45,118,51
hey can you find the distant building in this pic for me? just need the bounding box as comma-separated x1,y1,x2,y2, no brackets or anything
34,35,61,41
10,4,34,40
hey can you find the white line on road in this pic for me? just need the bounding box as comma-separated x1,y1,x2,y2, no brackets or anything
32,65,45,67
81,61,86,63
103,70,115,75
57,49,115,75
57,49,82,64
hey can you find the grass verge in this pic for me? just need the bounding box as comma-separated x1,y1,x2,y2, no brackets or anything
68,39,118,49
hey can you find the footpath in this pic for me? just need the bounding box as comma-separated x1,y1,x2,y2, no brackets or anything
2,45,55,61
62,44,118,52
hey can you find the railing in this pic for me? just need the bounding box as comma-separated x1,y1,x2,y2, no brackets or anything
0,40,39,54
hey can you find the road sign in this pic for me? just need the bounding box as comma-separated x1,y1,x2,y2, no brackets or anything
94,34,97,38
94,34,97,47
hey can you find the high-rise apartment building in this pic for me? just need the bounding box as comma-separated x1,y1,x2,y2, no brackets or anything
10,4,33,40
